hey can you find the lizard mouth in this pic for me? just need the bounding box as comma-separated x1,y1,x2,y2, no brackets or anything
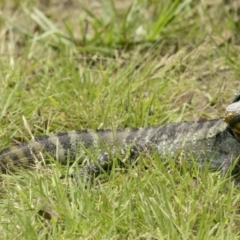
227,116,240,141
225,101,240,141
226,115,240,129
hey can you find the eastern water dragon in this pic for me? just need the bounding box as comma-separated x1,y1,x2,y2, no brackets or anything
1,94,240,180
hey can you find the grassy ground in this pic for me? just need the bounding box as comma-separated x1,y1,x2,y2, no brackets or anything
0,0,240,239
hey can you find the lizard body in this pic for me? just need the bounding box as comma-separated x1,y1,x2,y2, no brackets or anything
1,97,240,178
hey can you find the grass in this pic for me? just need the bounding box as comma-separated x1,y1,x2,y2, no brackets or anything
0,0,240,239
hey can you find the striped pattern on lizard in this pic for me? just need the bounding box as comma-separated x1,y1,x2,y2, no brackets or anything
1,95,240,179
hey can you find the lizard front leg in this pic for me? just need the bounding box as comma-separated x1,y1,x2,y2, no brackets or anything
66,144,142,183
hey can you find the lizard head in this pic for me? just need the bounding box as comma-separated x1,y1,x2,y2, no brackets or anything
225,100,240,141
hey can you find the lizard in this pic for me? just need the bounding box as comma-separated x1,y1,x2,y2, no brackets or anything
1,94,240,180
